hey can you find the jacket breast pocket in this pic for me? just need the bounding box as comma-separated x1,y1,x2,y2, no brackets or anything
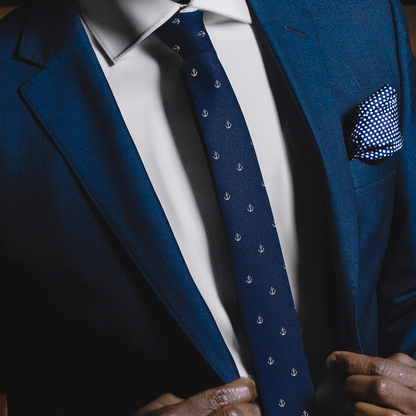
349,152,398,189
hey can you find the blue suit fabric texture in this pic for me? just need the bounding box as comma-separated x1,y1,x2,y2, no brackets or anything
1,0,416,414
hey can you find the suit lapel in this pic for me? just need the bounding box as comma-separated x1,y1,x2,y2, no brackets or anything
17,0,239,382
248,0,362,351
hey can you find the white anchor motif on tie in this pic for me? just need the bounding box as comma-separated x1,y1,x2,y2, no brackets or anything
258,245,265,253
225,120,232,129
279,399,285,408
291,368,298,377
236,163,243,172
303,411,309,416
261,181,266,187
202,109,209,118
172,18,180,25
235,233,242,242
267,356,274,365
214,80,221,88
247,204,254,212
213,151,220,160
257,316,263,324
269,287,276,295
246,275,253,284
224,192,230,201
173,45,180,52
283,264,287,270
191,68,198,77
280,327,287,336
272,221,276,228
197,30,206,37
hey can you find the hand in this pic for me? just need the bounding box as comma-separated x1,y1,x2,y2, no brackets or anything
328,351,416,415
133,378,260,416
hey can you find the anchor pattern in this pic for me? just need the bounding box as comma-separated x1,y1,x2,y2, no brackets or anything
155,12,315,416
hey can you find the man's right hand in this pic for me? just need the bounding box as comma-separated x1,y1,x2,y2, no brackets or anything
133,378,260,416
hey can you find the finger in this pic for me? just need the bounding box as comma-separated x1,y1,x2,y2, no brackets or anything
389,353,416,368
345,374,416,414
134,394,184,416
211,402,261,416
343,399,406,416
135,379,257,416
184,378,257,416
328,351,416,389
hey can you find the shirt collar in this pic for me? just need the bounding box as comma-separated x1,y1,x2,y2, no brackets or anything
75,0,252,63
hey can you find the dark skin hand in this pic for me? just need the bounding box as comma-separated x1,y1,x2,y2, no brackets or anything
133,378,260,416
328,351,416,416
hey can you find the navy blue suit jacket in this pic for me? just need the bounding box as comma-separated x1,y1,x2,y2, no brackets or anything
1,0,416,414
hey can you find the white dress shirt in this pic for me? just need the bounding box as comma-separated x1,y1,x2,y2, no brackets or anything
74,0,338,407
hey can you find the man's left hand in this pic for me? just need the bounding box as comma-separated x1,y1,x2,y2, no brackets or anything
328,351,416,415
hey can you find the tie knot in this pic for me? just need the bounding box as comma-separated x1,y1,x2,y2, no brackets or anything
154,11,214,59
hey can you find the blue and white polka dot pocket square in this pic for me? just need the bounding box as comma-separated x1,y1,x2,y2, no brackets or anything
348,84,403,160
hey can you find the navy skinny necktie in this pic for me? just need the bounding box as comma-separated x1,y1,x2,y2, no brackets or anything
155,11,316,416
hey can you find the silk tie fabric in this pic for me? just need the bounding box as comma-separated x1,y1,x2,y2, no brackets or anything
155,11,316,416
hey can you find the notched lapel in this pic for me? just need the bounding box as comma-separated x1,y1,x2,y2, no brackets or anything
17,0,238,382
248,0,362,352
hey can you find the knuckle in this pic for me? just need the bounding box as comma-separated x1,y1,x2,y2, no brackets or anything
391,353,407,361
390,352,413,366
371,377,391,399
209,387,232,407
368,357,387,375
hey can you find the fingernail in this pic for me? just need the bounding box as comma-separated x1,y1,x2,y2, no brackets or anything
326,352,337,368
